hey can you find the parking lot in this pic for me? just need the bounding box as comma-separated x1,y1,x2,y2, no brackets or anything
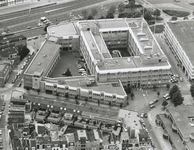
50,51,81,78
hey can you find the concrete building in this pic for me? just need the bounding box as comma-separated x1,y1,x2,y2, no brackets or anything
77,18,171,89
164,20,194,80
24,40,61,89
156,105,194,150
24,18,171,107
0,60,13,87
47,22,79,52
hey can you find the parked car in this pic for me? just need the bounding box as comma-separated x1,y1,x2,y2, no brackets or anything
163,93,169,98
27,38,32,41
141,113,145,118
32,36,38,39
150,105,155,108
153,99,158,103
144,113,148,118
27,26,31,29
179,77,183,82
2,102,5,106
0,130,2,135
0,112,2,115
149,101,155,105
166,96,170,100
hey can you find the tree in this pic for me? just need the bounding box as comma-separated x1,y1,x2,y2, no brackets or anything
91,8,98,17
118,3,125,13
108,5,116,14
82,10,88,19
171,16,178,21
99,16,105,19
75,95,78,104
157,91,160,97
65,93,69,100
166,83,170,90
162,100,168,107
109,101,111,108
85,98,88,104
17,45,30,61
120,103,123,108
169,84,179,99
106,12,114,19
172,90,184,107
133,11,142,18
153,9,161,17
63,68,72,77
130,92,135,99
190,84,194,98
87,15,94,20
183,16,188,20
144,10,152,23
98,100,100,106
128,1,135,13
153,85,157,91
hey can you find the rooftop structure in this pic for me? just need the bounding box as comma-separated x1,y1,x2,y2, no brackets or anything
25,40,61,77
47,22,78,38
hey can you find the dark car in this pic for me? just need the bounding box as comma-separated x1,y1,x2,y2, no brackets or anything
144,113,148,118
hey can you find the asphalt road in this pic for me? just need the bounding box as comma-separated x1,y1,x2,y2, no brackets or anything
0,0,106,32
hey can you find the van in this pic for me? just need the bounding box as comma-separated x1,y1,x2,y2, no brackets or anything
40,17,47,21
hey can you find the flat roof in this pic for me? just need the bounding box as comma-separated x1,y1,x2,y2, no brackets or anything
47,22,77,37
79,19,170,72
98,19,128,29
167,105,194,139
25,40,61,76
166,20,194,65
118,109,141,129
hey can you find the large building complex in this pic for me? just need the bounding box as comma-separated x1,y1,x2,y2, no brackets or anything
76,19,171,89
164,20,194,80
24,18,171,106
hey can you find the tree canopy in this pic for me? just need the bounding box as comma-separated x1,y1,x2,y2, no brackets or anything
172,90,184,107
169,84,179,99
153,9,161,17
190,84,194,98
118,3,125,13
91,8,98,17
162,100,168,107
82,10,88,19
17,45,30,61
63,68,72,77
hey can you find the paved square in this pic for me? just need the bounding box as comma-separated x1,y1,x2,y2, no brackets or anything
50,51,80,77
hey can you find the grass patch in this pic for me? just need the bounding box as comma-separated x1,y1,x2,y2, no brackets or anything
149,25,164,34
163,10,190,17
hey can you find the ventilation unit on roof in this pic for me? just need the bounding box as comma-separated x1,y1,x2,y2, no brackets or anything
144,46,152,50
137,32,146,36
139,38,149,42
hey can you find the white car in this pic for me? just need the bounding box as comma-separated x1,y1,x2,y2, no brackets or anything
141,113,145,118
78,68,85,73
149,101,154,105
27,38,32,41
163,93,169,98
0,130,2,135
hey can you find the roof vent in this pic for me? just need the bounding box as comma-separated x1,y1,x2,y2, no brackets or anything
144,46,152,50
139,38,149,42
137,32,146,36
